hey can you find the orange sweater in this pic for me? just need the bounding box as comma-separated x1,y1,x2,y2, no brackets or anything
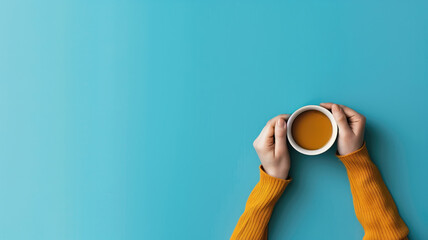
231,143,409,240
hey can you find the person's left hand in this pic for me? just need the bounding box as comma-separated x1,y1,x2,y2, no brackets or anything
253,114,291,179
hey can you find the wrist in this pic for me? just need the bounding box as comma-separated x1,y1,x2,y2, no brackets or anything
262,165,290,180
338,141,365,156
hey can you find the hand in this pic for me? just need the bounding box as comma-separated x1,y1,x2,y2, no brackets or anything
253,114,291,179
320,103,366,155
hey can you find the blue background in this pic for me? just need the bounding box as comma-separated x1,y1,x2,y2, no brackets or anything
0,0,427,239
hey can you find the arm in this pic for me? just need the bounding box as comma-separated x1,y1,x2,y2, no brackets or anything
231,115,292,240
321,103,409,240
230,166,291,240
337,143,409,240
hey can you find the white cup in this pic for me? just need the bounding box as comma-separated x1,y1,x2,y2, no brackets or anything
287,105,338,155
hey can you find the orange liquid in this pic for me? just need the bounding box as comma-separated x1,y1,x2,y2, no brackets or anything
291,110,332,150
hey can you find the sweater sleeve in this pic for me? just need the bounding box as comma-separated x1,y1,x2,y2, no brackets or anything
337,142,409,240
230,165,292,240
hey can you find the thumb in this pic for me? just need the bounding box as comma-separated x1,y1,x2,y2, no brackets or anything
274,118,288,157
332,104,352,135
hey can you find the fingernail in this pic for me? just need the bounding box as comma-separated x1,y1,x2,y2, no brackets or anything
277,118,286,128
332,104,339,111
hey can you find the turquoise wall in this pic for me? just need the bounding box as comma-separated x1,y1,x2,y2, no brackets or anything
0,0,427,239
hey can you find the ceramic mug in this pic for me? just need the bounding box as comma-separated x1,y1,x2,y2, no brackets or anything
287,105,338,155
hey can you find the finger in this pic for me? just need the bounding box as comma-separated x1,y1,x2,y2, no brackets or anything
338,105,359,118
274,118,288,157
322,103,359,117
260,114,290,140
322,103,360,120
320,102,333,109
322,103,353,134
339,105,366,135
331,104,352,135
254,114,289,148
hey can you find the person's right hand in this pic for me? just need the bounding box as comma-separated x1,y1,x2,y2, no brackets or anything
320,103,366,155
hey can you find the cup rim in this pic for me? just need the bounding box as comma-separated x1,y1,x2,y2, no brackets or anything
286,105,338,155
